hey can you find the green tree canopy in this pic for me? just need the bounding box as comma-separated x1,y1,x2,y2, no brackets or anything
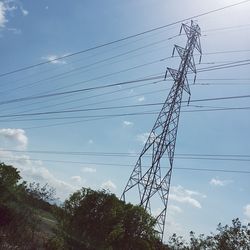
167,218,250,250
0,162,21,202
0,162,20,188
61,188,162,249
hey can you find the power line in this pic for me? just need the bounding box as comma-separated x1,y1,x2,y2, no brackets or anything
1,148,250,159
4,47,250,99
198,60,250,73
1,156,249,174
1,102,250,124
1,101,250,119
2,38,174,94
12,103,250,130
4,48,242,103
1,57,250,107
198,59,250,70
2,48,250,100
174,167,250,174
3,26,249,95
0,78,163,116
1,106,250,122
1,0,249,78
2,56,167,100
11,77,250,116
1,30,175,89
2,76,250,117
0,76,164,106
204,23,250,33
20,103,248,129
1,54,249,117
204,49,250,56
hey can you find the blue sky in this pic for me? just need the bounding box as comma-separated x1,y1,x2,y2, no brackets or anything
0,0,250,241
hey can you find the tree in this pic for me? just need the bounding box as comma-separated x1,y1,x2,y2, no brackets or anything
0,163,39,249
0,162,57,249
0,162,21,202
166,218,250,250
212,218,250,250
26,182,56,202
61,188,162,249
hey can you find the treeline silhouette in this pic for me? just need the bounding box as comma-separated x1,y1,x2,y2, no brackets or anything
0,162,249,249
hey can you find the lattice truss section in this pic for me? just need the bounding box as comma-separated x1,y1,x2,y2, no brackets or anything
121,21,202,240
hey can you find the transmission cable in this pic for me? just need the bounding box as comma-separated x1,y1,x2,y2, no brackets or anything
1,58,250,107
1,104,250,123
1,0,249,77
1,156,250,174
1,100,250,119
1,148,250,159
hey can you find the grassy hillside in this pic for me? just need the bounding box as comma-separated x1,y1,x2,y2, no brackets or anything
0,163,62,249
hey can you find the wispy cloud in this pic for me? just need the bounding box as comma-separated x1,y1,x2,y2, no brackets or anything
0,0,28,29
138,96,145,102
123,120,133,127
169,185,205,209
88,139,94,144
136,132,150,144
42,54,67,65
81,167,96,173
209,177,233,187
0,129,77,199
0,150,76,199
0,2,8,28
168,204,182,215
7,27,21,34
20,6,28,16
71,176,82,183
162,204,183,238
0,128,28,149
244,204,250,221
101,180,116,190
21,163,75,199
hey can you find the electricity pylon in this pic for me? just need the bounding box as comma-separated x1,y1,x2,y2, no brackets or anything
121,21,202,240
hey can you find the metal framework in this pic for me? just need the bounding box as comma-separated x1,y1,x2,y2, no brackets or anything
121,21,202,240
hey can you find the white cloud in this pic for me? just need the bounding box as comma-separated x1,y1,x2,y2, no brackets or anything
101,180,116,190
0,1,28,30
136,132,150,144
244,204,250,221
0,129,78,200
7,27,21,34
42,55,67,65
0,150,76,199
138,96,145,102
71,176,82,183
0,127,77,200
170,194,201,208
81,167,96,173
21,164,75,199
209,177,233,187
20,7,28,16
0,128,28,149
123,120,133,127
162,204,184,238
165,216,183,237
168,204,182,215
0,2,8,27
169,185,205,209
88,139,94,144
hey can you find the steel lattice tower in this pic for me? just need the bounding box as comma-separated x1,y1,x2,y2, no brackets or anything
121,21,202,240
